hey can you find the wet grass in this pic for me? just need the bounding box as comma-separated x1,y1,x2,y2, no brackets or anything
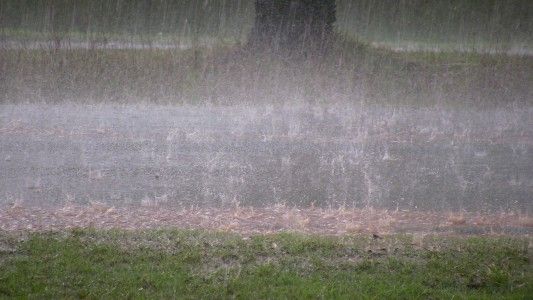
0,229,531,298
1,38,531,107
335,0,532,54
2,0,530,53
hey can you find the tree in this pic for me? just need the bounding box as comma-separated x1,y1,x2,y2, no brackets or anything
248,0,336,55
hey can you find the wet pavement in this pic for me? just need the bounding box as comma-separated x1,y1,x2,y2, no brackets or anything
1,103,532,212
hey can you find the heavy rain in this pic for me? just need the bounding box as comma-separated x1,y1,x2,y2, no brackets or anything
0,1,532,297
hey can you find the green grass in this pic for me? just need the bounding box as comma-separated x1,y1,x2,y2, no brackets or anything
0,229,531,298
0,0,254,44
336,0,533,53
1,0,532,107
1,38,531,107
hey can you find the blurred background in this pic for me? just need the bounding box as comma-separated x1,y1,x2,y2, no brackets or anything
1,0,531,53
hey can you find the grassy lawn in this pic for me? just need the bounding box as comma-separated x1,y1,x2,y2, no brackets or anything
1,1,531,107
0,229,531,299
2,0,530,53
2,40,531,107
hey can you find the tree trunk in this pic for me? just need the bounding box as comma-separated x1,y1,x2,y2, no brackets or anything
248,0,336,54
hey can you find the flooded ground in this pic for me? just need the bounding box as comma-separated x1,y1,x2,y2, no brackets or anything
1,103,531,214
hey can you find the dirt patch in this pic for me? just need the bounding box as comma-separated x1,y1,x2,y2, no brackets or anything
1,202,531,236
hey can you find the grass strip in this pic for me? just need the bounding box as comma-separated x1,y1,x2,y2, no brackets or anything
0,229,531,299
